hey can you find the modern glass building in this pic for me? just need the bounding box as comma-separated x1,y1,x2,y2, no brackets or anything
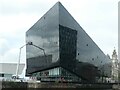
26,2,111,83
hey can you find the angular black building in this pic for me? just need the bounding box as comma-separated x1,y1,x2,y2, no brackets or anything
26,2,111,83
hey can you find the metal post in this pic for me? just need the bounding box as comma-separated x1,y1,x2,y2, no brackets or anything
16,48,21,79
16,44,26,79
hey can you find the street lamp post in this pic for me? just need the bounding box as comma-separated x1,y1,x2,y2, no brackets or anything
16,42,46,79
16,44,27,79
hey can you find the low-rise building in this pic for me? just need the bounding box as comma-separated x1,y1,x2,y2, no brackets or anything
0,63,25,81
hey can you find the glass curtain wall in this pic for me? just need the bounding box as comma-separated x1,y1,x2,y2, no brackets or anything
32,67,81,82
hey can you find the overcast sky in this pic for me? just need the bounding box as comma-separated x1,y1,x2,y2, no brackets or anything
0,0,118,64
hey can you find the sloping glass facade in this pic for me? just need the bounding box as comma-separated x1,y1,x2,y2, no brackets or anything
26,2,111,83
26,3,59,75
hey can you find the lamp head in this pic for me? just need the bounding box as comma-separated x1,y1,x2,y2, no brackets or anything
27,42,33,45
